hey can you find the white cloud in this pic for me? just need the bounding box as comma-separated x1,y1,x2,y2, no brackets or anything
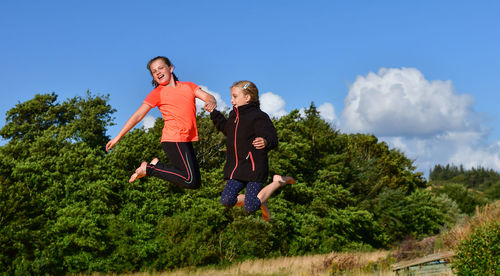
318,102,338,124
383,131,500,175
196,85,228,113
342,67,477,137
260,92,287,118
142,114,156,131
449,143,500,171
339,67,500,175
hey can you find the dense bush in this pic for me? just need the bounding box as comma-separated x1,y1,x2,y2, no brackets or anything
452,221,500,275
365,189,461,244
0,93,465,274
430,182,489,215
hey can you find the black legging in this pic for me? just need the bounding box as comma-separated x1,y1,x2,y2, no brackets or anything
145,142,201,189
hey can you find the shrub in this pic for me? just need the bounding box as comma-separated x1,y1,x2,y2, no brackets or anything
452,221,500,275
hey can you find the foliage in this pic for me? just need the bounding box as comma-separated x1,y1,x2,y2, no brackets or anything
365,189,461,244
428,164,497,216
0,94,465,274
452,221,500,275
441,201,500,252
430,164,500,200
431,182,489,215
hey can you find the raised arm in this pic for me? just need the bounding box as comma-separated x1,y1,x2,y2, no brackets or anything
194,87,217,112
106,103,152,151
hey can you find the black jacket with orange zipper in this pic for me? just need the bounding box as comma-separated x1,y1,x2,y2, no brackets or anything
210,102,278,183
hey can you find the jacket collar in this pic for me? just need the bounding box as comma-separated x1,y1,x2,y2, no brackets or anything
233,102,259,113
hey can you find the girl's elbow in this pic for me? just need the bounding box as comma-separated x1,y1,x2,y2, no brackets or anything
269,139,278,149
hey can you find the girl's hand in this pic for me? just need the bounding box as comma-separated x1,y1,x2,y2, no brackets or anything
195,88,217,113
252,137,267,149
204,100,216,112
106,137,119,151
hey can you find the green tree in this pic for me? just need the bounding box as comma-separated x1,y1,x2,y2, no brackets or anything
364,188,462,245
0,92,114,148
345,134,426,203
0,92,116,274
0,94,448,274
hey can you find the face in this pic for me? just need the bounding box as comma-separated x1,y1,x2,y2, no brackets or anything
231,87,251,107
149,59,174,86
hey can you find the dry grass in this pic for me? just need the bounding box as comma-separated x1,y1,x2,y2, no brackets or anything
442,200,500,250
104,251,393,276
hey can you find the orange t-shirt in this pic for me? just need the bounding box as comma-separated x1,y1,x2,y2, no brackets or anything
143,81,199,142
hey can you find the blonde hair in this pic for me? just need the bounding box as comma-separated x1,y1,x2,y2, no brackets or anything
232,80,259,107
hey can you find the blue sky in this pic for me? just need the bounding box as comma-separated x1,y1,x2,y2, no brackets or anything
1,1,499,175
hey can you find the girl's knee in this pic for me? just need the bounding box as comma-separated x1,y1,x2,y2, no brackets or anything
220,195,237,207
184,176,201,189
244,196,261,213
190,181,201,189
183,181,200,190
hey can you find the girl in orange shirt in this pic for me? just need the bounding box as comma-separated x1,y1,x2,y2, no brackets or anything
106,56,216,189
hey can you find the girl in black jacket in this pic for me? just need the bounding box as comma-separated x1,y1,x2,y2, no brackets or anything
208,80,294,221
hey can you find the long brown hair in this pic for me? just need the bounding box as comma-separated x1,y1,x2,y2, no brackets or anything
147,56,179,87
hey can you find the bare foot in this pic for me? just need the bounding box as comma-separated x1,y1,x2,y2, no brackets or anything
150,158,159,165
273,174,295,187
261,201,271,221
129,162,147,183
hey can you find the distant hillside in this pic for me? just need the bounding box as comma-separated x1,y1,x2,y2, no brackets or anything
428,164,500,214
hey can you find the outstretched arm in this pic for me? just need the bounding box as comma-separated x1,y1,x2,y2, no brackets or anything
194,87,217,112
210,109,228,135
106,103,152,151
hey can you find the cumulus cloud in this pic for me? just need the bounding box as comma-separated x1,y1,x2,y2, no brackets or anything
382,129,500,174
339,67,500,175
342,67,477,137
449,142,500,170
318,102,338,124
260,92,287,118
142,114,156,131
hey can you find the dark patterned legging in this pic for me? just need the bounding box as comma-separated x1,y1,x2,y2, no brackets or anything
145,141,201,189
220,179,263,213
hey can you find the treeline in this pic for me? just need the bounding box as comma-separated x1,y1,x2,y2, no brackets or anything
0,92,494,274
430,164,500,196
429,164,500,214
